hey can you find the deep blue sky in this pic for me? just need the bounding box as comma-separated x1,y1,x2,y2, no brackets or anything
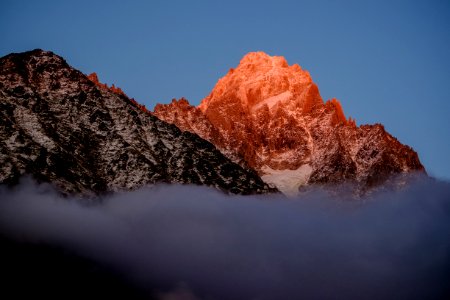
1,0,449,180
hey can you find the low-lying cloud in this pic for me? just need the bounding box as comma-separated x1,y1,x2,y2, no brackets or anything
0,176,449,299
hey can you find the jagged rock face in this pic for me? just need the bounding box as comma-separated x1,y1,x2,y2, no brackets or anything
153,51,425,195
0,49,274,196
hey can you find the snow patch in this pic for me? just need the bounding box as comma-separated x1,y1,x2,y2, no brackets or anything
261,164,312,197
13,106,56,150
252,90,292,112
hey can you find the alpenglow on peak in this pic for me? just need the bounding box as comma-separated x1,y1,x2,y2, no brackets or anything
154,51,425,196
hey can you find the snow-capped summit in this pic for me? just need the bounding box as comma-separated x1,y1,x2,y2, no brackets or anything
154,51,425,195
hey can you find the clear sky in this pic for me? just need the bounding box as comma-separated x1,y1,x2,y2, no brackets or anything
1,0,449,180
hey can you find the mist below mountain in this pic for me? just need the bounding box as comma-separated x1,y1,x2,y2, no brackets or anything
1,176,449,300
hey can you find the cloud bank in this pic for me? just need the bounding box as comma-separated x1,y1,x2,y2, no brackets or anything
0,176,449,299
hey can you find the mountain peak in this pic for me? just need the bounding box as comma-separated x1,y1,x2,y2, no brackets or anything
2,49,67,68
155,52,425,195
14,48,55,57
199,52,316,114
238,51,288,67
0,49,274,195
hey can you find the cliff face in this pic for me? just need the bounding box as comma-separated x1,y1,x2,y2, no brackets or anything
0,49,274,196
154,52,424,195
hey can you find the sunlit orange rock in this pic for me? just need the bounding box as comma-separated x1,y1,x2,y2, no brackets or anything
87,72,125,96
87,72,106,89
87,72,151,115
153,52,425,195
